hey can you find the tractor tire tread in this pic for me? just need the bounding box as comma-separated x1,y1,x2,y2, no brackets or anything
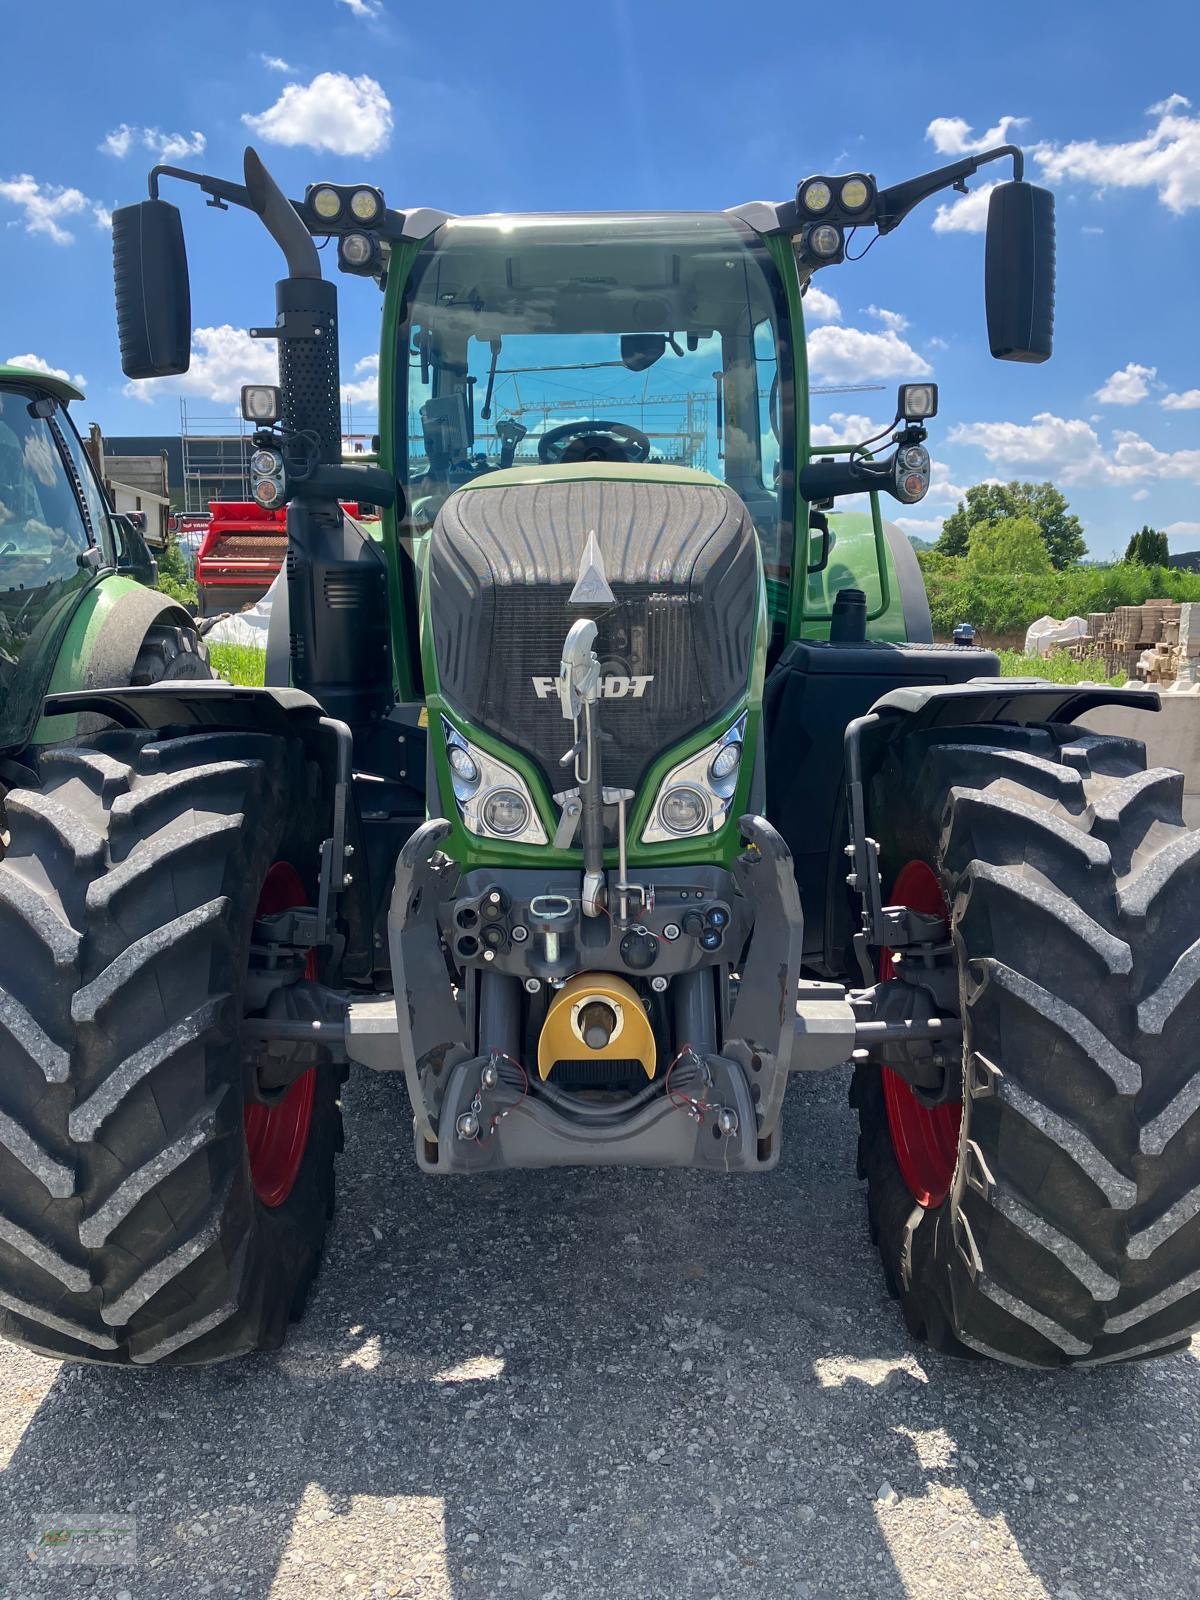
0,729,340,1365
855,720,1200,1367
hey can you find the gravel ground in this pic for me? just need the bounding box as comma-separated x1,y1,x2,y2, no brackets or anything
1,1065,1198,1600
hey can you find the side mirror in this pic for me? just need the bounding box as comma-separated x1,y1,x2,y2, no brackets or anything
112,199,192,379
985,181,1055,363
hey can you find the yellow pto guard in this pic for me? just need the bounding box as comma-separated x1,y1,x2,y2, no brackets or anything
536,973,657,1081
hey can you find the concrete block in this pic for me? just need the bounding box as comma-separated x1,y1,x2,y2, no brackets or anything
1079,697,1200,830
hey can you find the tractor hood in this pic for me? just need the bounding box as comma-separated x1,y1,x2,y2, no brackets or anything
427,464,760,794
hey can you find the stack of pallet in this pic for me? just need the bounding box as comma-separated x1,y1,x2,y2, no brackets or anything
1165,603,1200,689
1137,601,1185,683
1073,600,1186,680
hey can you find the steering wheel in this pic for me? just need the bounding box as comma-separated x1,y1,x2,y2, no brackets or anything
537,420,652,466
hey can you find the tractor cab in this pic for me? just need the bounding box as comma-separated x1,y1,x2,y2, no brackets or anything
395,212,789,588
0,367,107,754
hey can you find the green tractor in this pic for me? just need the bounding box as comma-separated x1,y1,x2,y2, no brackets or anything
0,363,210,821
0,141,1196,1371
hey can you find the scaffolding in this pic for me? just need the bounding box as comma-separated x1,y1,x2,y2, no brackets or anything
178,400,382,511
178,402,255,513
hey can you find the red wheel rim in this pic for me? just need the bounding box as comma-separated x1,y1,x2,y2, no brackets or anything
880,859,963,1209
244,861,317,1209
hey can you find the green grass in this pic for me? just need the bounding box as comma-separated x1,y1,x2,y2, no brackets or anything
207,640,1127,695
207,641,267,686
997,648,1127,686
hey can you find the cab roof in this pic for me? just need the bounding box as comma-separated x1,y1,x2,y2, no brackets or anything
0,364,84,404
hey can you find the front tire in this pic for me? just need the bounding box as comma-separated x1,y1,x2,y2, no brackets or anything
855,721,1200,1367
0,729,341,1365
130,620,212,684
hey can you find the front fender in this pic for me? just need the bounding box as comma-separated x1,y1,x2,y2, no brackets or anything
864,676,1161,738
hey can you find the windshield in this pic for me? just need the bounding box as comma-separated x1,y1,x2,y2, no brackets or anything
397,213,791,578
0,388,94,752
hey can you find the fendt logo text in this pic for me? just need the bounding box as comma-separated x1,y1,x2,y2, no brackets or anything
532,675,654,700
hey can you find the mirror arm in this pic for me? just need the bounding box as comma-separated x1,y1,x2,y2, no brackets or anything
874,144,1024,235
147,151,321,280
148,163,253,209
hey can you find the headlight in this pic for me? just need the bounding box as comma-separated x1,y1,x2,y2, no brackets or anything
482,788,530,837
642,713,748,844
448,743,480,791
709,741,742,785
808,223,843,259
340,231,376,268
659,786,710,835
441,719,547,844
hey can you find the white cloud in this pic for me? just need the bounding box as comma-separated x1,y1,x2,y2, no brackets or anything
341,353,379,407
806,325,932,384
261,53,294,71
124,325,278,404
153,129,206,163
337,0,383,16
931,182,998,235
1164,521,1200,537
243,71,392,157
101,124,135,158
1162,389,1200,411
926,115,1028,157
949,411,1200,487
866,305,909,333
809,412,883,447
93,203,113,230
1034,95,1200,214
895,517,945,537
803,285,841,323
101,125,206,163
923,461,999,506
5,352,86,388
1132,489,1151,502
1082,225,1105,235
0,173,99,244
1095,362,1156,404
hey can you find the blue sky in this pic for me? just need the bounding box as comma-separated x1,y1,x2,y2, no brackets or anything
1,0,1196,558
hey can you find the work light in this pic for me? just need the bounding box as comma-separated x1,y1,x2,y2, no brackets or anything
310,185,342,222
349,187,383,222
898,382,939,421
241,385,281,424
839,175,872,212
801,179,833,214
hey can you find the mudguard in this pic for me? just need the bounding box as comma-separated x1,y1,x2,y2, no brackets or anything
864,676,1161,735
41,680,330,737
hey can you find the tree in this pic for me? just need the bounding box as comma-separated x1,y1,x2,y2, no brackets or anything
937,481,1086,569
966,515,1054,575
155,535,197,608
1124,524,1170,567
